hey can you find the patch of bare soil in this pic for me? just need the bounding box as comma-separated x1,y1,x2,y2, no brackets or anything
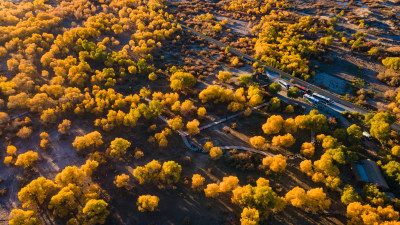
0,119,93,224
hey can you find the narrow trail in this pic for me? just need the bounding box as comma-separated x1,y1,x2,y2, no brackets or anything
199,102,268,131
0,111,29,125
143,98,274,156
219,146,273,156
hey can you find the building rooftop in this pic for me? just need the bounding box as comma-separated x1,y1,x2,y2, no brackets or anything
351,159,389,190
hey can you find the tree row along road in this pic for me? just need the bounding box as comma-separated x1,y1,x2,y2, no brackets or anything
175,22,400,132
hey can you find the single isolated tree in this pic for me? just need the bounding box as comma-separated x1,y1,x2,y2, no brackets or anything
137,195,159,212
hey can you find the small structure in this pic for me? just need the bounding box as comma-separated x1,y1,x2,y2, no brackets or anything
351,159,389,190
362,131,371,139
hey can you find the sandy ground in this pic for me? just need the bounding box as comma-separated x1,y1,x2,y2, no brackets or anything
313,72,350,95
0,119,91,224
215,15,251,36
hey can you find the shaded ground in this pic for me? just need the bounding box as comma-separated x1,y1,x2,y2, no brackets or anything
0,119,92,224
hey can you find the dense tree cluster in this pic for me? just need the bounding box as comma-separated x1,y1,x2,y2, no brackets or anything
382,57,400,70
316,134,358,165
364,112,395,144
8,209,40,225
13,157,105,224
341,185,361,205
299,152,342,190
199,85,265,112
381,160,400,189
2,0,400,223
72,131,103,151
262,154,287,173
271,133,296,148
231,180,286,220
223,0,289,14
285,187,331,213
252,12,318,80
133,160,182,185
261,110,327,138
347,202,399,225
199,85,234,104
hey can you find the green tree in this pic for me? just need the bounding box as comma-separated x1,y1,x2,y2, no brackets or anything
270,97,280,111
238,75,252,86
287,87,301,98
347,124,362,144
381,161,400,188
326,145,357,165
309,110,327,133
341,185,361,205
365,112,395,145
370,121,391,145
232,184,285,219
267,83,281,95
333,128,348,143
361,184,390,207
